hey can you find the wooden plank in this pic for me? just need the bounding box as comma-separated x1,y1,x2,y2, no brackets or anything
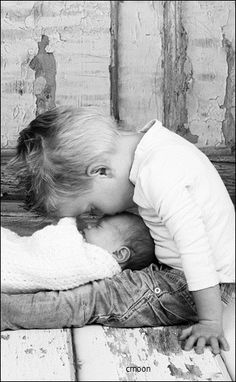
163,1,190,136
181,1,235,149
1,200,97,236
1,1,111,149
1,200,53,236
117,1,163,130
73,326,231,381
1,329,76,381
110,1,120,121
1,150,25,200
2,150,235,204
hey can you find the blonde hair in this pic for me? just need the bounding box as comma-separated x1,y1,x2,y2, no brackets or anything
13,106,120,216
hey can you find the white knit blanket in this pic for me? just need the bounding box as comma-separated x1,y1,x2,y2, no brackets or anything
1,218,121,293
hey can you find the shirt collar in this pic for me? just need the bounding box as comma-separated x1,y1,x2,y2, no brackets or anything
129,119,162,182
138,119,157,133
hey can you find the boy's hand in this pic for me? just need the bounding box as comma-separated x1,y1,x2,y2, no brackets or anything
179,320,230,354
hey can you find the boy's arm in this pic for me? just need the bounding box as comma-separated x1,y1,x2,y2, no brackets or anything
142,159,229,353
179,285,229,354
156,184,227,353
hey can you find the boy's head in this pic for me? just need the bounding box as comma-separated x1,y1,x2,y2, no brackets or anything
14,106,137,218
82,212,156,271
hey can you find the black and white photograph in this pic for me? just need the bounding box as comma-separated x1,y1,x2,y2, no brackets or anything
1,1,235,381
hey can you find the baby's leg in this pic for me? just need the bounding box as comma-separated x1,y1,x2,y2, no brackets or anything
1,264,198,331
221,297,235,380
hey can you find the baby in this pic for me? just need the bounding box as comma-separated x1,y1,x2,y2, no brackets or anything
1,212,155,293
81,212,156,271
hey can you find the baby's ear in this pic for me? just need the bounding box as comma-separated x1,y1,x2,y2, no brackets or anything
112,246,131,264
86,163,112,178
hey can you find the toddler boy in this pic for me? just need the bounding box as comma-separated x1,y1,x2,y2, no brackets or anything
5,106,235,356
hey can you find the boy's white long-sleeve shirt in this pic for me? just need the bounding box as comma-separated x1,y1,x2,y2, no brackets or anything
129,120,235,291
1,218,121,293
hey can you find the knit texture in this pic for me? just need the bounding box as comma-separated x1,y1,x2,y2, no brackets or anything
1,218,121,293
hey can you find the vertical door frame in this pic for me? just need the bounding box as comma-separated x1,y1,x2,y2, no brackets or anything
110,1,120,121
162,0,189,132
109,0,186,129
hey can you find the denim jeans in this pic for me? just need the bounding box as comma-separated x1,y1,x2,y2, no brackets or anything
1,263,233,331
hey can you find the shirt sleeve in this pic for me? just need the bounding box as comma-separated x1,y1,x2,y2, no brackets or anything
140,152,219,291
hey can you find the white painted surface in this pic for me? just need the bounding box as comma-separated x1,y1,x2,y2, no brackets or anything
1,1,110,148
182,1,235,147
73,326,231,381
118,1,163,130
221,297,235,380
1,329,75,381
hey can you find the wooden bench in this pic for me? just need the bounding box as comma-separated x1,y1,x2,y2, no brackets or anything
1,149,235,381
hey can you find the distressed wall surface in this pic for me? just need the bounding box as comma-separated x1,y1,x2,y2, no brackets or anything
182,1,235,149
1,329,76,381
118,1,163,130
1,1,110,148
73,326,231,381
1,1,235,150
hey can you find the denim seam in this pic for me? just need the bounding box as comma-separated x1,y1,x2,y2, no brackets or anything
89,288,153,322
120,289,154,321
157,284,196,311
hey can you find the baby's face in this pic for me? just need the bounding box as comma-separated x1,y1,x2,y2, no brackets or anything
83,216,124,253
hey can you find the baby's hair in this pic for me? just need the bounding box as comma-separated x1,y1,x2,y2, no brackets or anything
102,212,156,271
12,106,120,216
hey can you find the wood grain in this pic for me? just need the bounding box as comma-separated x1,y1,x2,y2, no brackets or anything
73,326,231,381
1,329,76,381
110,1,120,121
117,1,163,130
2,150,234,205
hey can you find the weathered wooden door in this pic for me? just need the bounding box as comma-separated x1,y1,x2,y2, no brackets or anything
1,1,235,203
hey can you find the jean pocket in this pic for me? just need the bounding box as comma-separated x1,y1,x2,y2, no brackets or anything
156,291,198,325
100,290,170,328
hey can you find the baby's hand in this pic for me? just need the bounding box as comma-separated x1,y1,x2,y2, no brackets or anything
179,321,229,355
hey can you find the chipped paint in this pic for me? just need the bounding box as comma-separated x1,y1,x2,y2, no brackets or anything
1,1,110,148
24,348,35,354
1,1,234,150
29,34,56,116
73,326,231,381
182,1,235,148
1,329,76,381
221,34,235,151
163,1,198,144
144,327,183,356
118,0,163,130
1,334,10,341
185,364,202,378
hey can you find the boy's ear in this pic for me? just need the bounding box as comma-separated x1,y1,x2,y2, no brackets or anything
112,246,131,264
86,163,112,178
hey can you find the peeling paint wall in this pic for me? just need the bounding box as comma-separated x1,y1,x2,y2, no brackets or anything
1,1,235,150
182,1,235,150
118,1,163,130
1,1,110,148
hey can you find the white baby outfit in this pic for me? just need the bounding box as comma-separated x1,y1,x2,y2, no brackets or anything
129,120,235,291
1,218,121,293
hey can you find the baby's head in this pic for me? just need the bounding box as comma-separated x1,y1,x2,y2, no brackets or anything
14,106,136,218
81,212,156,271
